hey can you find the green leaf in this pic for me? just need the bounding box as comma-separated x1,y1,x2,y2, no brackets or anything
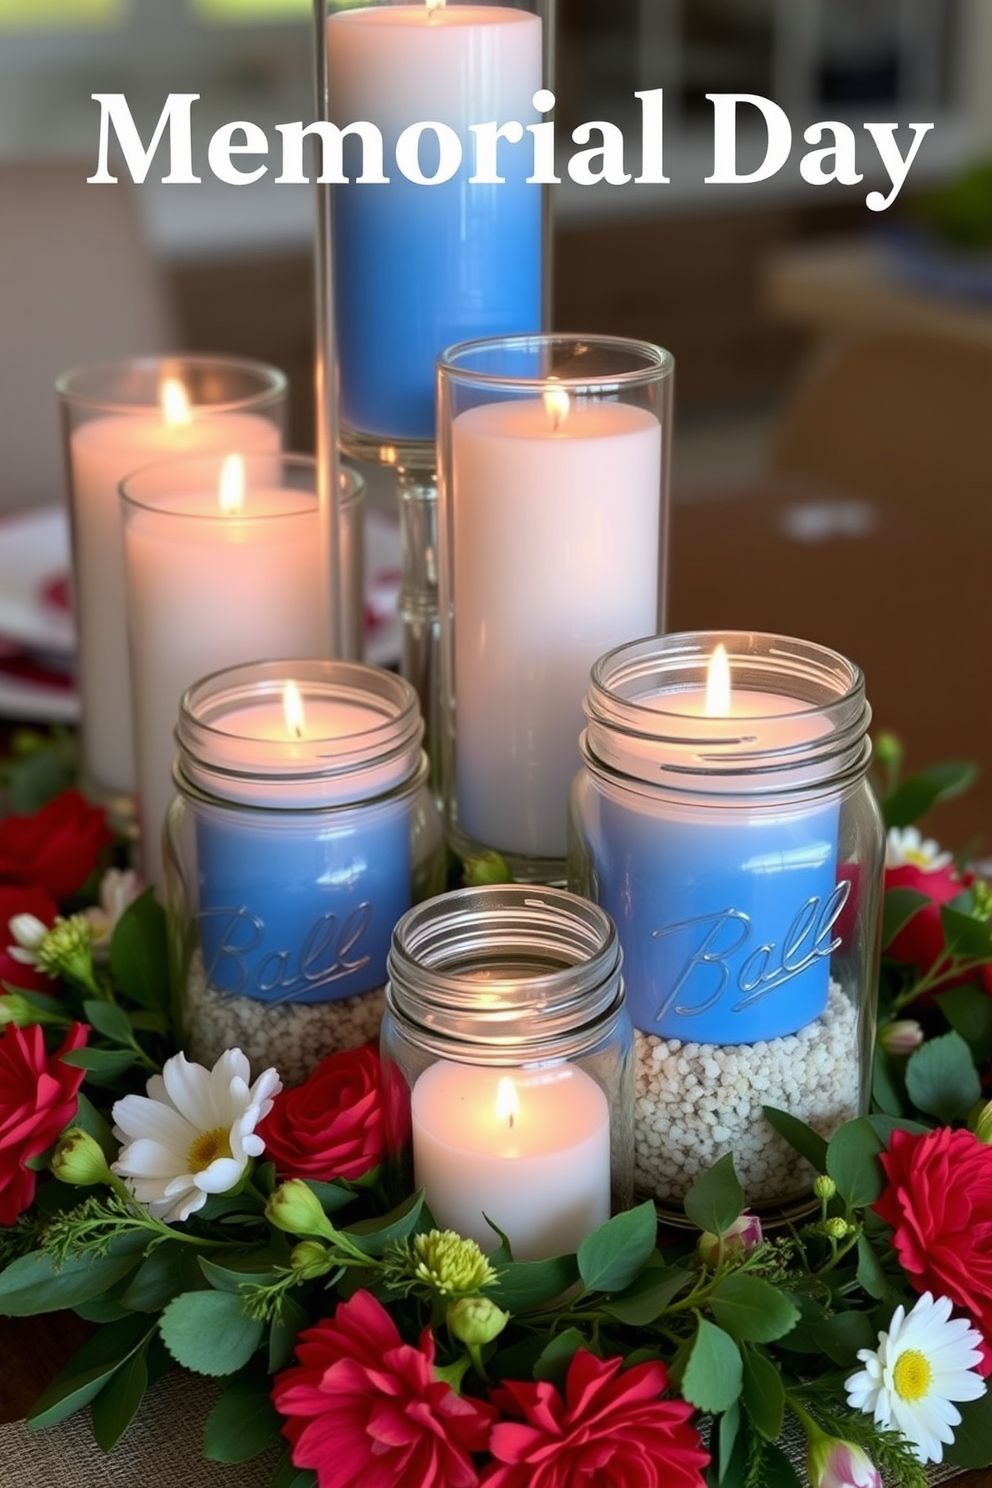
204,1377,282,1463
865,1114,931,1144
109,889,171,1013
680,1318,742,1413
938,984,992,1063
90,1341,150,1451
269,1295,309,1374
532,1328,585,1389
271,1448,317,1488
741,1347,785,1440
940,905,992,962
882,762,976,829
0,1249,140,1316
82,998,137,1046
753,1442,804,1488
825,1118,885,1209
682,1153,744,1237
198,1255,281,1293
27,1315,153,1429
490,1254,580,1312
880,887,931,950
61,1047,137,1083
905,1030,982,1121
812,1310,877,1366
122,1244,202,1313
761,1108,828,1173
709,1275,799,1344
602,1261,691,1325
159,1291,264,1376
944,1390,992,1467
344,1190,425,1256
871,1048,906,1117
716,1399,741,1485
303,1178,359,1215
576,1202,658,1293
856,1234,893,1300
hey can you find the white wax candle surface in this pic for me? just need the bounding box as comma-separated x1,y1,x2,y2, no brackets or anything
68,410,278,796
123,483,321,888
412,1059,611,1261
452,396,661,859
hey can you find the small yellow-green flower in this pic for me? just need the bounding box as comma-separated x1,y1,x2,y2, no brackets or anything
411,1229,497,1296
51,1129,113,1188
10,913,97,988
289,1240,336,1280
266,1179,337,1241
446,1295,509,1346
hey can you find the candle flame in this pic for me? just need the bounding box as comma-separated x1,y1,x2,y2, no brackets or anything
425,0,445,13
495,1077,519,1129
218,454,245,516
704,643,731,717
283,680,305,740
543,383,570,431
160,378,191,426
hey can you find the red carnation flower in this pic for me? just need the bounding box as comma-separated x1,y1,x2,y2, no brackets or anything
875,1125,992,1344
885,859,964,972
258,1045,385,1183
482,1350,709,1488
0,884,59,995
0,1021,88,1223
272,1290,495,1488
0,789,111,901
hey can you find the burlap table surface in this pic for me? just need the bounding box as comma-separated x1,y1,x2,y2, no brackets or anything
0,1368,968,1488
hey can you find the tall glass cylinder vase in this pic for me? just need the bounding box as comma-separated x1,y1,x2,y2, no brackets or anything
57,357,286,829
437,333,674,883
312,0,556,783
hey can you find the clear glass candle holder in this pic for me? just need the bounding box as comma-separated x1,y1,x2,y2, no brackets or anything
165,659,446,1087
567,630,886,1222
437,333,674,883
56,355,286,824
380,883,634,1260
312,0,556,783
120,453,362,891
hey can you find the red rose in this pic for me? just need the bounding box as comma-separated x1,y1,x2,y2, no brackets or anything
874,1125,992,1343
483,1350,709,1488
0,789,111,901
0,884,59,995
258,1045,385,1183
272,1289,495,1488
0,1021,88,1223
884,860,964,972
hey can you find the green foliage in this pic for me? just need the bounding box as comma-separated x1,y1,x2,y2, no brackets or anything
905,1030,982,1122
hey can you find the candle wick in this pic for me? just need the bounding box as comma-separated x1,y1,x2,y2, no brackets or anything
293,725,303,740
508,1113,514,1129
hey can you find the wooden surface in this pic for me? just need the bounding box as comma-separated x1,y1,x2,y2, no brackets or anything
668,484,992,857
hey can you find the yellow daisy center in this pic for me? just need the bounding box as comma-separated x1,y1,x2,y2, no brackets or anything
188,1126,232,1174
893,1348,933,1402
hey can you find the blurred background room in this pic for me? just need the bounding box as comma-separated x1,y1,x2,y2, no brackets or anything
1,0,991,844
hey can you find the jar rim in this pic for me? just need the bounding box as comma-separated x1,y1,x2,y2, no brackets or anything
583,630,872,797
437,333,674,394
386,884,628,1060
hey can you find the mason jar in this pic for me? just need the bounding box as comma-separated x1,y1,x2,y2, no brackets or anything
164,659,445,1086
568,631,885,1220
380,884,634,1261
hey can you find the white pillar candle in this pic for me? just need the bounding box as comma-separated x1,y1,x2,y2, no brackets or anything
121,457,322,891
66,395,279,799
452,395,662,859
411,1059,611,1260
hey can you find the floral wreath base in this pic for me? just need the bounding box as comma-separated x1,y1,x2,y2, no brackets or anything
2,736,992,1488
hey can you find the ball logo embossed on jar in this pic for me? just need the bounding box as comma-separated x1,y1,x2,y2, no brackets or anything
198,901,375,1003
650,879,851,1034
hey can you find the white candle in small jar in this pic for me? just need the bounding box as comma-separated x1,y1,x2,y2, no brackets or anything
122,455,322,890
452,389,661,860
411,1059,611,1260
67,380,279,797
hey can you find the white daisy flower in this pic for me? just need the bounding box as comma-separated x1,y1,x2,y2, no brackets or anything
111,1048,282,1224
886,825,953,873
845,1292,987,1463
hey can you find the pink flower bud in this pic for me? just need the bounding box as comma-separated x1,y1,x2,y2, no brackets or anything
808,1437,882,1488
878,1019,924,1056
697,1212,763,1265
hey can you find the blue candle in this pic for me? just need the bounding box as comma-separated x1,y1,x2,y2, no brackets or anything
572,652,848,1045
326,5,544,441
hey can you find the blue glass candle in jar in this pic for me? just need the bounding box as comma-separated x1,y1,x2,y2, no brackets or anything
165,660,445,1085
568,631,885,1219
